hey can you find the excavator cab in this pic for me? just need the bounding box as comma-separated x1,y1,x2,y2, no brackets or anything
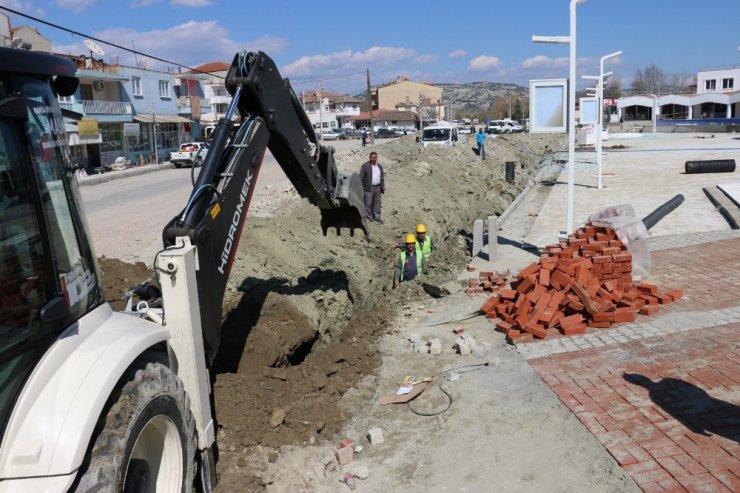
0,49,102,445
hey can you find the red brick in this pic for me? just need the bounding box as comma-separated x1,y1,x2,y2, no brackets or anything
640,305,660,316
453,327,465,335
526,283,546,303
494,321,511,333
609,445,639,466
666,288,684,301
467,266,476,272
522,322,548,339
500,289,517,300
507,332,533,345
514,275,537,294
588,320,612,329
538,268,550,287
636,282,659,294
469,279,479,288
480,296,499,314
479,271,494,278
593,311,616,323
561,324,586,335
516,262,540,280
655,294,673,305
614,311,637,323
548,290,566,308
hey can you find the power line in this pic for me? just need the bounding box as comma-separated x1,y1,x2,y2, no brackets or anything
291,71,365,86
0,5,225,79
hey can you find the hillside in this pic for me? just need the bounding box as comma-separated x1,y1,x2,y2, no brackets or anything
439,81,528,116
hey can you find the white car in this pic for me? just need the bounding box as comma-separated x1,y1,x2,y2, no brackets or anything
319,129,340,141
169,142,208,168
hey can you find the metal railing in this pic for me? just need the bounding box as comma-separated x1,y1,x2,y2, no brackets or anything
79,100,133,115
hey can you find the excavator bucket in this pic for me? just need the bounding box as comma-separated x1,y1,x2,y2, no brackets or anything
321,171,369,237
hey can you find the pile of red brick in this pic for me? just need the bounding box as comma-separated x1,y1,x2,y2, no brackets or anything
479,224,683,345
464,269,509,294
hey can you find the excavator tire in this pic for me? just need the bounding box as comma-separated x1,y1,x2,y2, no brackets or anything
73,362,196,493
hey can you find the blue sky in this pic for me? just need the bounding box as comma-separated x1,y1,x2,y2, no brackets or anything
2,0,739,94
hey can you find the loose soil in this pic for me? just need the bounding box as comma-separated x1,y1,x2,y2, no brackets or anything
98,133,565,491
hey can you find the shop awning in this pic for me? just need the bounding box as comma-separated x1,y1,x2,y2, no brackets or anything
133,114,190,124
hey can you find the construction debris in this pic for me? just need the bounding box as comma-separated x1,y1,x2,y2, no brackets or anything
464,270,510,294
479,224,683,344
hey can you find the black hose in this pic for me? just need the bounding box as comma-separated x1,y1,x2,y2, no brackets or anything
685,159,735,174
642,194,684,231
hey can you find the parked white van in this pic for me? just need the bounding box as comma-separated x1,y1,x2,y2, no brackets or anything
421,121,459,147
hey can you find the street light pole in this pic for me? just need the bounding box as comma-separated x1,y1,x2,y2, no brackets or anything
597,50,622,189
533,0,586,234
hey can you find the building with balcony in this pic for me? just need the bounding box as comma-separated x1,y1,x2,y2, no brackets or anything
301,91,363,130
57,54,199,168
193,62,232,128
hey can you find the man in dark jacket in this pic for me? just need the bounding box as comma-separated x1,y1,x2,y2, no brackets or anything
359,151,385,223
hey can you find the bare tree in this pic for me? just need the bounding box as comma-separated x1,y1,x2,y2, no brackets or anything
667,70,694,93
643,64,667,94
631,68,647,94
604,76,623,99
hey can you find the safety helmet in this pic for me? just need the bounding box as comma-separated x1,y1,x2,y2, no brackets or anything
416,223,427,233
405,233,416,244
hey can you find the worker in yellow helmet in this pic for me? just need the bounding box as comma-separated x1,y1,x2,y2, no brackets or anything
413,223,435,261
393,233,425,288
393,223,436,261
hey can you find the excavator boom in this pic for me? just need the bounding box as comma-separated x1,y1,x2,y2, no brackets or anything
163,51,367,362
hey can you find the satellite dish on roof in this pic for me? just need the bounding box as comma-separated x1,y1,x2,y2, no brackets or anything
84,39,105,57
11,37,24,49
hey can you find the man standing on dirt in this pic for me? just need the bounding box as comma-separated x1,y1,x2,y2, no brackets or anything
359,151,385,223
393,233,425,288
361,130,367,147
476,128,486,160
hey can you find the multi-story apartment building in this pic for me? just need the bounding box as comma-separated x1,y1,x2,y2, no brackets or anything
301,91,363,130
193,62,232,131
372,78,445,123
57,54,202,168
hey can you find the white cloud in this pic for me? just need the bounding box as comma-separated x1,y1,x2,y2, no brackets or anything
51,21,287,70
414,54,437,64
283,46,416,77
448,49,467,59
170,0,212,6
521,55,569,69
130,0,161,7
53,0,96,12
2,0,46,16
468,55,502,71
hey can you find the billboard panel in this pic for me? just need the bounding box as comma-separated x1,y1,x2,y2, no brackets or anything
579,97,598,124
529,79,567,133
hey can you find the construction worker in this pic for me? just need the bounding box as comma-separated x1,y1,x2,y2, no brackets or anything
413,223,435,261
392,223,436,261
393,233,425,288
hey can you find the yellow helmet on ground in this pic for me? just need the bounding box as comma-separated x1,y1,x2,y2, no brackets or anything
416,223,427,233
405,233,417,244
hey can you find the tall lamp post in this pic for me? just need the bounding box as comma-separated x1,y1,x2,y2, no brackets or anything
532,0,588,235
598,51,622,189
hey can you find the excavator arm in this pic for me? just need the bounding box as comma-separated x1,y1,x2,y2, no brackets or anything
162,51,367,363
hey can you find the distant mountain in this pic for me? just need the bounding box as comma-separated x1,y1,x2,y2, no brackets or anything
439,81,528,115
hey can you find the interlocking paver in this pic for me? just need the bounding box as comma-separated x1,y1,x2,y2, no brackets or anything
526,234,740,492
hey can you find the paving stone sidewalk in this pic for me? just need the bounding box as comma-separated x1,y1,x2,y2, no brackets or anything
524,235,740,492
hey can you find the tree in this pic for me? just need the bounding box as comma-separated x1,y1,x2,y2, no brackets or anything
512,99,523,120
631,68,648,94
603,76,622,99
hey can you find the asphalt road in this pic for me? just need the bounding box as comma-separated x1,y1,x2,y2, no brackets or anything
79,139,363,265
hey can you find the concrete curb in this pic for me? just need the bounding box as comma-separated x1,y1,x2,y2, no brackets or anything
497,154,561,227
77,161,176,187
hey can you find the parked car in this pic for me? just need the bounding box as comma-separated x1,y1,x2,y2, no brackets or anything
338,129,362,140
169,142,208,168
319,129,341,141
508,122,524,133
375,128,398,139
486,121,507,134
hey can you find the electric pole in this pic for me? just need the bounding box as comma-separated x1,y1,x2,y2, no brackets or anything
318,81,323,139
366,68,375,144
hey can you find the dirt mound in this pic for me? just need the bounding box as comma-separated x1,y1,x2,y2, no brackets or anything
96,133,564,492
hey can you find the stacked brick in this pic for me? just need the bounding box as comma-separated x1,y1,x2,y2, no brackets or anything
464,270,509,294
479,224,684,345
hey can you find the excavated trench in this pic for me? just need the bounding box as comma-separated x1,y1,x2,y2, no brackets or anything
98,133,565,491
